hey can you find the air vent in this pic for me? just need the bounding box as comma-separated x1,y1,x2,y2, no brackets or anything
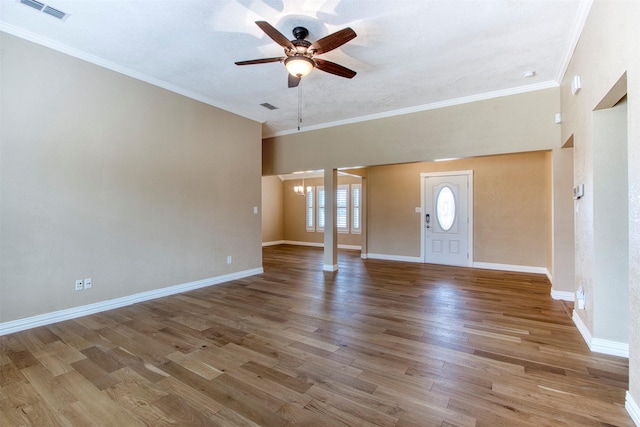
17,0,69,20
260,103,279,110
19,0,44,10
42,5,66,19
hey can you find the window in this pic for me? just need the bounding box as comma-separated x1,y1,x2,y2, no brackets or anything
317,186,325,231
303,182,362,234
305,187,315,232
351,183,361,234
436,186,456,231
337,185,349,233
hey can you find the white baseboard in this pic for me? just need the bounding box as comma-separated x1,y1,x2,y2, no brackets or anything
473,262,549,276
323,264,338,272
282,240,323,248
337,244,362,250
366,253,422,263
572,309,592,347
364,257,551,276
591,338,629,358
627,391,640,426
282,240,362,251
551,290,575,301
0,267,263,336
572,310,629,358
266,240,362,251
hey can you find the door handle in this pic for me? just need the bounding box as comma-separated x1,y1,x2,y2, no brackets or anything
425,213,431,228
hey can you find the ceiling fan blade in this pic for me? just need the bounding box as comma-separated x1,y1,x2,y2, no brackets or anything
314,58,357,79
309,27,356,55
235,57,284,66
288,74,301,88
255,21,295,50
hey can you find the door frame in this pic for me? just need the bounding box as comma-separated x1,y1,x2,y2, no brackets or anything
420,170,474,266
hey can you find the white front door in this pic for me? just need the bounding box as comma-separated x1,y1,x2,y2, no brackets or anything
422,172,472,267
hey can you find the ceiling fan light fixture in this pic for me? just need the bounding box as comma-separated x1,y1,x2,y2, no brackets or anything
285,56,314,77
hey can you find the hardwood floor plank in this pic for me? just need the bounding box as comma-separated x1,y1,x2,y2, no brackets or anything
0,395,29,426
57,401,103,427
166,350,223,380
156,375,223,418
0,361,25,387
6,350,40,370
56,370,145,426
207,374,289,426
240,360,312,394
277,402,341,426
20,365,77,413
225,363,313,408
304,397,382,427
152,394,217,426
305,384,398,427
105,346,170,383
212,407,265,427
81,345,125,373
70,358,121,391
1,381,62,426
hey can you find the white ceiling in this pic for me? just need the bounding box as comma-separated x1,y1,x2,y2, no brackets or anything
1,0,591,138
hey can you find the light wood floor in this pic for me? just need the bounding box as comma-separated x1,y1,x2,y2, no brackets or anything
0,245,633,426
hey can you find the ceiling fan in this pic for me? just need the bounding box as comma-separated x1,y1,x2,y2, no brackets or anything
235,21,357,88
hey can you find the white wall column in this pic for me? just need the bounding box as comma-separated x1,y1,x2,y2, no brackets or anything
323,168,338,271
360,177,368,259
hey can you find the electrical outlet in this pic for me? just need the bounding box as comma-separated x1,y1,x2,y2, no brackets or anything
75,279,83,291
84,278,92,289
227,255,232,264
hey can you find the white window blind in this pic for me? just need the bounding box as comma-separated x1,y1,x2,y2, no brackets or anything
351,183,361,234
306,187,315,232
337,185,349,233
317,186,325,231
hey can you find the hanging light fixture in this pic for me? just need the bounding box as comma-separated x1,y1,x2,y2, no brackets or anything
293,174,307,196
294,180,305,195
284,56,314,77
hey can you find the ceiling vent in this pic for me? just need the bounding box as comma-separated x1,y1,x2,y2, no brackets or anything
42,5,66,19
17,0,70,20
19,0,44,10
260,103,279,110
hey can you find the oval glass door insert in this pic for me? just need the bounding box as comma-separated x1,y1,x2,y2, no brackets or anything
436,186,456,231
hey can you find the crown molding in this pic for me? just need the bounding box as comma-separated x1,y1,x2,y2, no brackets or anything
554,0,593,83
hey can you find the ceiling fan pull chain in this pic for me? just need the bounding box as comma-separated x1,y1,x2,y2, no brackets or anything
298,83,303,131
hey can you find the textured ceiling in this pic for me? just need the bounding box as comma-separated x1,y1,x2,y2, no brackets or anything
0,0,591,137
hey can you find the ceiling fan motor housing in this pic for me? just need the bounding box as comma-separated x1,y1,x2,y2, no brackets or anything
292,26,309,40
291,28,311,55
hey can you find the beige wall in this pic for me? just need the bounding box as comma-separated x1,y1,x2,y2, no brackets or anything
261,176,284,243
559,0,639,412
552,146,575,294
0,33,262,323
367,152,550,267
263,88,559,175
